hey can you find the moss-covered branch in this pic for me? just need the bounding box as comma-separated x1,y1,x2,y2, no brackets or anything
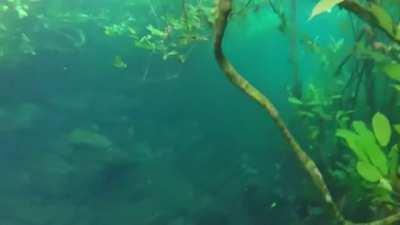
214,0,344,222
213,0,400,224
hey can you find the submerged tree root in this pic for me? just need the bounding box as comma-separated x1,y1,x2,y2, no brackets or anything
213,0,400,224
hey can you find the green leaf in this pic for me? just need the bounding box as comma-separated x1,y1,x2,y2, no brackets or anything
288,97,303,105
382,63,400,82
352,121,371,136
352,121,388,175
309,0,344,20
359,141,388,175
378,178,393,192
146,25,167,38
336,129,368,161
372,112,391,147
356,161,382,183
393,124,400,135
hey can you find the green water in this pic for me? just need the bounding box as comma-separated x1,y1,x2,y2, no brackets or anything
1,0,399,225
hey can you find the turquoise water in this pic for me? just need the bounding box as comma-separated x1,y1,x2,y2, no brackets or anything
1,1,397,225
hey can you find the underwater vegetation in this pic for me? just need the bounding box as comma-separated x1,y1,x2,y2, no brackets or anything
215,0,400,225
2,0,400,225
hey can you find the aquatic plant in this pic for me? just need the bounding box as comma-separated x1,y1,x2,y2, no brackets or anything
1,0,400,223
103,1,213,63
288,83,353,173
0,0,96,63
336,113,396,197
214,0,400,224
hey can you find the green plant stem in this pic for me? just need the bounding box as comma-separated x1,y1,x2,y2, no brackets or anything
213,0,400,224
290,0,301,99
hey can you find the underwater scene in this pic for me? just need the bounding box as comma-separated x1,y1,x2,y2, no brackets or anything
2,0,400,225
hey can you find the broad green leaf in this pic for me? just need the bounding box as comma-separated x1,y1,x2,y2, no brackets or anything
309,0,344,20
382,63,400,82
356,161,382,182
358,140,388,175
352,121,377,146
336,129,368,161
394,124,400,135
378,178,393,192
352,121,371,136
352,121,388,175
372,112,391,147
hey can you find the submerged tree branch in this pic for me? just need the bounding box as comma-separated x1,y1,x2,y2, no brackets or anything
213,0,400,224
339,0,400,44
214,0,344,222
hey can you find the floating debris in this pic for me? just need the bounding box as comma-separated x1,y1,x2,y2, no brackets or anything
113,55,128,69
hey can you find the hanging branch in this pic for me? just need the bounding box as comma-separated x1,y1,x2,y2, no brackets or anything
213,0,400,224
214,0,344,222
339,0,400,44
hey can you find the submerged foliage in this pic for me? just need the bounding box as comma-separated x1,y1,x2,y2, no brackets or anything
2,0,400,224
335,112,400,209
